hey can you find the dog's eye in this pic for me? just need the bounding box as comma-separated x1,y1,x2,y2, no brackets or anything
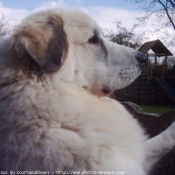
88,35,100,44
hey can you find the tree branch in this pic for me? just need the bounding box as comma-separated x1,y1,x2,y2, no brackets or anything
168,0,175,9
157,0,175,30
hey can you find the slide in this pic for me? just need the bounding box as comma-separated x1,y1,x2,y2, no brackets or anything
155,77,175,102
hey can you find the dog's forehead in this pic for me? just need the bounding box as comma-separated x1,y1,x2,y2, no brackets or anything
20,9,102,43
25,9,100,30
65,11,97,27
63,10,102,41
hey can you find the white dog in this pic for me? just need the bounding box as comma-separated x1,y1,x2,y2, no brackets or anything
0,9,174,175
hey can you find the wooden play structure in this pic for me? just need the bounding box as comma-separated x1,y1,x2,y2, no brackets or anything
139,39,173,79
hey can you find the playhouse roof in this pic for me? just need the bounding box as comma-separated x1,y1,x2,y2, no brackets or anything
138,39,173,56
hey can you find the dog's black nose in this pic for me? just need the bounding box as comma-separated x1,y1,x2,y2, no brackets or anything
136,51,147,65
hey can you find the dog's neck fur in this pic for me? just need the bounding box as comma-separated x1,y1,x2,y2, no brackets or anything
0,39,88,129
0,38,56,121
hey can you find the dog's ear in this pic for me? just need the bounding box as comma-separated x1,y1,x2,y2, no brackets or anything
13,15,68,72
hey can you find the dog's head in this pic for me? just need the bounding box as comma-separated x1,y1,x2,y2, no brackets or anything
11,9,146,96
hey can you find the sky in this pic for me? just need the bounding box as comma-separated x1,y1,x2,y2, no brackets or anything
1,0,138,11
0,0,142,28
0,0,174,54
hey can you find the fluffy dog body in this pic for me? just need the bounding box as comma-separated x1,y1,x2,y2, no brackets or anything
0,9,175,175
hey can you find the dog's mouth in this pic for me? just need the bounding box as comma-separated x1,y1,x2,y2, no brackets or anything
96,87,114,97
83,85,114,97
102,88,112,94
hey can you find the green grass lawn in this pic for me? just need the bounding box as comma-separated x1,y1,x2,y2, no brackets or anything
139,104,175,114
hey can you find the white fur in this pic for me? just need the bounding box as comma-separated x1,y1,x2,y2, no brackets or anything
0,9,174,175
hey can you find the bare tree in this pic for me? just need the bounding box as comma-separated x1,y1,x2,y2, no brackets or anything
125,0,175,45
105,20,143,49
0,14,10,38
